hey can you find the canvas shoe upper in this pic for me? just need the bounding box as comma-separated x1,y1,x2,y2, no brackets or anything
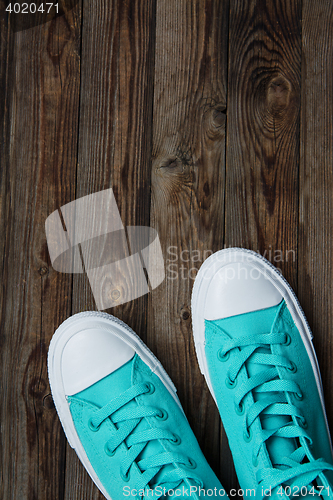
48,311,226,500
191,248,333,499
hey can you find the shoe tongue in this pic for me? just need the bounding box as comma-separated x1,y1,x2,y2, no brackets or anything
76,356,133,406
74,356,189,494
216,303,279,340
215,303,296,467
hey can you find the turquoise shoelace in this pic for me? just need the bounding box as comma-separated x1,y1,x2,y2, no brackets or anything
88,382,202,494
217,331,333,498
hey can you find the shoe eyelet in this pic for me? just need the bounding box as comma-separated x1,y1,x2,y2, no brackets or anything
104,443,116,457
252,454,259,467
243,428,252,443
145,382,155,395
283,333,292,346
169,434,181,445
299,417,308,429
217,349,230,362
295,391,303,401
225,375,237,389
287,361,297,373
155,409,168,421
235,402,245,416
120,470,130,482
187,458,197,469
88,417,100,432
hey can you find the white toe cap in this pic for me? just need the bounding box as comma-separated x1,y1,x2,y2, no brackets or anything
61,328,135,396
204,263,282,320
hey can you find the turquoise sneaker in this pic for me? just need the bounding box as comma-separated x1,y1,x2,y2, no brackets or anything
192,248,333,499
48,312,226,500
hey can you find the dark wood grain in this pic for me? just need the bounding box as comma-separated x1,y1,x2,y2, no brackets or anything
223,3,302,491
225,0,301,289
64,1,156,498
0,3,82,499
0,3,11,333
299,0,333,430
148,0,230,484
70,0,156,328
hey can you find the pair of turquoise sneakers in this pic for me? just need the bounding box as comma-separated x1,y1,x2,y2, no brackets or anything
48,249,333,499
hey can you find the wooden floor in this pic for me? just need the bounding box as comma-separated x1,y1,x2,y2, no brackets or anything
1,0,333,498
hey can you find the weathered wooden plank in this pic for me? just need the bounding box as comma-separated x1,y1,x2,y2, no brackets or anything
222,1,302,490
148,0,230,485
225,0,302,289
0,3,81,499
0,3,11,329
64,1,156,498
70,0,156,327
299,1,333,429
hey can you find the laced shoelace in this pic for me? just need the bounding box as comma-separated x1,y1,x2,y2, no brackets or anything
217,330,333,498
87,382,203,495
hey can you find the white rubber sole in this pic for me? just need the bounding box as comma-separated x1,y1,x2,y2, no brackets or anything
191,248,333,456
48,311,182,500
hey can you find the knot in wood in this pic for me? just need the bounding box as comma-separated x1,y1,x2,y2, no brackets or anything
212,108,226,128
181,307,190,321
110,289,121,301
43,394,55,411
266,75,291,117
202,101,226,143
39,266,48,277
